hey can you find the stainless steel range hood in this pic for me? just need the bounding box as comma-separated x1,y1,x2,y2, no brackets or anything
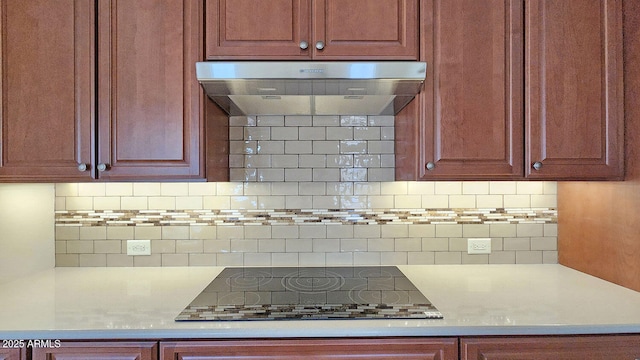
196,62,426,116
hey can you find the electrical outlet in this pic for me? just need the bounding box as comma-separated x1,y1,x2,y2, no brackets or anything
467,238,491,254
127,240,151,256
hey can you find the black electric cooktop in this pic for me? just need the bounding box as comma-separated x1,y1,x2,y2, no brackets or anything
176,266,443,321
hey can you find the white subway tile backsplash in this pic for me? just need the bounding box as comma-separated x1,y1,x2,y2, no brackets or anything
368,116,394,126
285,115,312,126
257,169,285,182
313,141,341,154
354,127,381,140
490,181,517,195
285,169,312,182
285,141,313,154
394,195,422,208
133,183,161,196
340,168,367,182
245,127,270,140
504,194,531,207
66,197,93,210
299,127,326,140
56,183,79,196
272,127,298,141
517,182,544,195
94,197,122,211
327,182,352,196
327,155,353,168
476,195,503,208
78,183,106,197
367,141,394,154
313,169,340,182
449,195,476,208
326,126,353,140
340,115,367,126
421,194,449,208
55,108,559,271
462,182,489,195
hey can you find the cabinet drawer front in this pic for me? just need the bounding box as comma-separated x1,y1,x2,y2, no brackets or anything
161,338,458,360
461,335,640,359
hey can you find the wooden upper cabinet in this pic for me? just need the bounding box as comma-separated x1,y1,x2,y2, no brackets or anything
312,0,418,59
205,0,418,60
97,0,204,180
0,0,94,181
418,0,524,180
525,0,624,180
205,0,312,59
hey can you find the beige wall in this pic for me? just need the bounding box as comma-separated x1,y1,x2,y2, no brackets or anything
0,184,55,283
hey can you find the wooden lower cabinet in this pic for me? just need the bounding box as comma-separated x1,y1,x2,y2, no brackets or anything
0,349,24,360
31,341,157,360
460,335,640,359
160,338,458,359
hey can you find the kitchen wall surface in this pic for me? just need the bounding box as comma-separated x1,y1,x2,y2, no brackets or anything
54,114,557,268
54,180,558,268
0,184,55,283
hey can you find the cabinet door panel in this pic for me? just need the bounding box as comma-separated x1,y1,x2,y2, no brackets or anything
161,338,458,360
0,349,24,360
98,0,203,180
205,0,312,59
0,0,94,181
461,335,640,359
525,0,624,179
32,341,157,360
419,0,523,179
313,0,418,59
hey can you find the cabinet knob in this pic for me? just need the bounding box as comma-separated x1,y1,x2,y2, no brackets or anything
532,161,543,171
315,41,325,50
97,163,109,172
299,41,309,50
77,163,88,172
426,162,436,171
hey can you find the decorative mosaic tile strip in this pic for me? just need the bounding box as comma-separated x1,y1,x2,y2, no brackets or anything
175,304,442,321
55,208,557,227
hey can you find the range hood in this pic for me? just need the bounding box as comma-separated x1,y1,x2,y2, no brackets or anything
196,62,426,116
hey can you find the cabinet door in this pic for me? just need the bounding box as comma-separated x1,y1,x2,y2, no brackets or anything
0,348,24,360
313,0,418,59
161,338,458,359
418,0,524,179
525,0,624,179
32,341,157,360
0,0,94,181
460,335,640,359
97,0,204,180
205,0,312,59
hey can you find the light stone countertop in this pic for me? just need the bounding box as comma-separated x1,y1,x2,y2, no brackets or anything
1,265,640,340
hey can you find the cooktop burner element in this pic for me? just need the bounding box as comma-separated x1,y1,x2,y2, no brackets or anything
176,267,443,321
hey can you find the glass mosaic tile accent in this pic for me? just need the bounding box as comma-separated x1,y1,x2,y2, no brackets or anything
55,208,557,227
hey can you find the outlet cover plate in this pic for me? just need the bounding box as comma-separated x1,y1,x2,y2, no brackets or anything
127,240,151,256
467,238,491,254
